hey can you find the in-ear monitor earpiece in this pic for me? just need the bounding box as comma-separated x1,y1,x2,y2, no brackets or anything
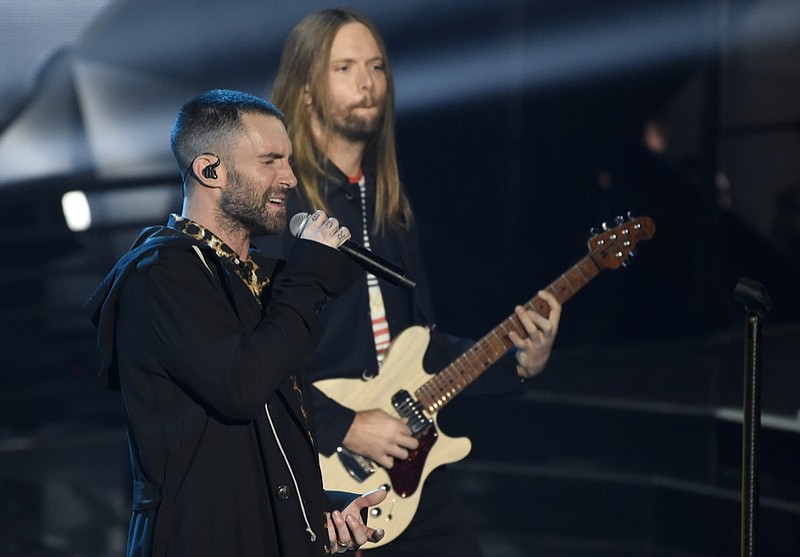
202,156,220,179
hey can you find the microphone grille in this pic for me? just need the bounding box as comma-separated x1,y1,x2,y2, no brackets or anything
289,212,310,237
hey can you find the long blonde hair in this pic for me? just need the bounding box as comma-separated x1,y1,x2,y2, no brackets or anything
271,8,412,234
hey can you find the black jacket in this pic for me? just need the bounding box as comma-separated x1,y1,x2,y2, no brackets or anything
85,225,361,556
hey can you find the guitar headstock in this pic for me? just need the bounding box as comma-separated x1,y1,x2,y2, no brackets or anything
588,214,655,270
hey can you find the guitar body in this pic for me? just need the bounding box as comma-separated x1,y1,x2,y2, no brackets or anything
314,326,472,548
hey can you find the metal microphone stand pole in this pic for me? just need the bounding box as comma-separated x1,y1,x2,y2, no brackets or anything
733,278,771,557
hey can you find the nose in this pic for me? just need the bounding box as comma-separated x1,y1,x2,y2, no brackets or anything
281,163,297,190
357,65,374,91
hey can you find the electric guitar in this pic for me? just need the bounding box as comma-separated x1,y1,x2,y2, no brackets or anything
315,214,656,548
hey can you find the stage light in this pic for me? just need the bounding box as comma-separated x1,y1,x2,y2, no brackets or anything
62,190,91,232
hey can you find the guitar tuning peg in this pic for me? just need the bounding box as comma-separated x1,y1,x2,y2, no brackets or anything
621,260,629,268
626,210,636,219
589,226,600,236
615,215,625,225
629,250,637,258
601,222,609,231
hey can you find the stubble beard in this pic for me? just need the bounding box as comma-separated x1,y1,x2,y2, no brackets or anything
324,98,385,144
219,165,286,238
332,112,382,143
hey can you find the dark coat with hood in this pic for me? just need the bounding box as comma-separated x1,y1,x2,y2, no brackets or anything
85,224,361,557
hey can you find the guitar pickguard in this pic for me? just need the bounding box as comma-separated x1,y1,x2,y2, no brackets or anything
388,425,438,497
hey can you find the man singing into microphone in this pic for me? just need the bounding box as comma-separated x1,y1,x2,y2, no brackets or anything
85,89,386,556
254,9,563,556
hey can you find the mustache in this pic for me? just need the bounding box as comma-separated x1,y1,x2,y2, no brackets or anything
351,96,377,109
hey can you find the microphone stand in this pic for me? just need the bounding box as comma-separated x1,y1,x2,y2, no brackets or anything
733,278,771,557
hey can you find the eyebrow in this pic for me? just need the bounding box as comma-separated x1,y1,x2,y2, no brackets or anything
330,55,384,65
258,152,288,161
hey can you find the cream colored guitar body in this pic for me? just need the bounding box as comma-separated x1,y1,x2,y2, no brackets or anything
314,326,471,548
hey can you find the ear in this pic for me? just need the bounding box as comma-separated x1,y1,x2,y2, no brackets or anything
303,84,313,106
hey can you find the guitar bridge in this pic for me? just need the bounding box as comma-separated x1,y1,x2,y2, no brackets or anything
392,390,432,436
336,446,375,482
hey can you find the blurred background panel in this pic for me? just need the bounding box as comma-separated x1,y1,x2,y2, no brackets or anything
0,0,798,555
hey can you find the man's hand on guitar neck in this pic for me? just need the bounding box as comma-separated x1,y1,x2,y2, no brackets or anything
509,290,562,379
342,408,420,469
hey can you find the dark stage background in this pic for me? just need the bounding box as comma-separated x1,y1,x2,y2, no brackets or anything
1,0,799,555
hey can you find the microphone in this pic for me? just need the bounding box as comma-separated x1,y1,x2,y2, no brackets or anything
289,212,416,289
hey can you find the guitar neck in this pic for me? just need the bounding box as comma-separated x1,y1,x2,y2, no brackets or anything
414,253,602,414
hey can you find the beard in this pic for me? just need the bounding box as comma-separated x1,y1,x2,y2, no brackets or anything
219,165,285,238
323,98,385,143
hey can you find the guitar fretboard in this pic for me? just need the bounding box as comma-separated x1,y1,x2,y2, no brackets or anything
414,252,603,414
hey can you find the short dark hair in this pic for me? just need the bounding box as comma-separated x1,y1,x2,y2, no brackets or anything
170,89,284,179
